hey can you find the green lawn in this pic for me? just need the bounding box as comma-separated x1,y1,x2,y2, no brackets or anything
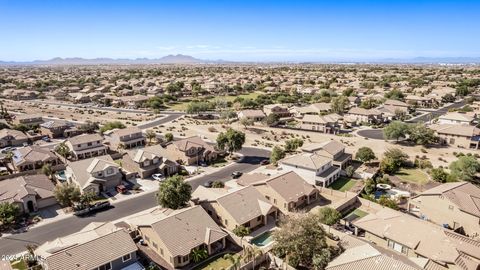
10,259,27,270
211,158,229,168
343,208,369,222
167,92,263,111
395,168,430,185
328,177,357,192
198,254,239,270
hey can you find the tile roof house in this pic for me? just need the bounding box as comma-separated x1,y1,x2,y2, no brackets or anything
192,185,279,233
278,152,341,187
0,174,57,213
12,114,43,127
438,112,475,125
40,120,75,138
65,155,122,194
11,146,61,172
345,107,384,125
121,145,179,179
0,128,28,147
301,140,352,169
35,222,139,270
353,208,480,270
128,206,228,269
237,109,266,122
251,171,320,213
164,136,218,166
263,104,291,118
65,133,107,160
408,182,480,238
299,113,342,134
430,124,480,150
108,127,146,151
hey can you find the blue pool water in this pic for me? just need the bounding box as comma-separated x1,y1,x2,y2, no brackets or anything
251,231,274,246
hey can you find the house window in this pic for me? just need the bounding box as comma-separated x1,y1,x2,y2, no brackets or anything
98,262,112,270
224,219,228,225
122,254,131,262
160,248,164,256
183,255,189,263
257,216,262,222
88,142,92,146
106,168,114,174
265,196,270,200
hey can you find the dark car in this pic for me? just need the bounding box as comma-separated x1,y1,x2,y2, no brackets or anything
232,171,243,179
260,159,270,165
203,181,213,188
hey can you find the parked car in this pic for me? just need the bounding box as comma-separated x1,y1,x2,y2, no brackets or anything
41,136,51,142
116,185,127,194
232,171,243,179
152,173,165,181
203,181,213,188
260,159,270,165
0,147,14,154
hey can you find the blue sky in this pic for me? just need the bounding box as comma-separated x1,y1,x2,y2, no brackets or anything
0,0,479,61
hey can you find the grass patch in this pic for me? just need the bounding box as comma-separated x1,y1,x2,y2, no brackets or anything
343,208,368,222
167,92,263,111
328,177,357,192
395,168,430,185
198,253,239,270
211,158,229,168
11,259,27,270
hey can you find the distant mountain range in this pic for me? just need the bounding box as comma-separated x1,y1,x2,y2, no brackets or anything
1,55,480,65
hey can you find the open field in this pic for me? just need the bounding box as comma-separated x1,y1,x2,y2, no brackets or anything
167,92,263,111
394,168,431,185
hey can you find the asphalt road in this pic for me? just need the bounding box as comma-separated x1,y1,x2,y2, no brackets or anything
0,147,270,255
137,114,183,129
408,100,466,123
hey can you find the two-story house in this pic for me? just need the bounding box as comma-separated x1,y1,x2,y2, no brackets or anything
299,114,341,134
121,145,179,178
109,127,146,151
40,120,73,138
11,145,62,172
0,129,28,147
430,124,480,149
65,155,122,194
65,133,107,160
301,140,352,169
164,136,218,165
345,107,384,125
438,112,474,125
252,171,319,214
408,182,480,238
192,185,278,233
13,114,43,127
278,152,341,187
128,206,228,269
35,222,139,270
263,104,291,118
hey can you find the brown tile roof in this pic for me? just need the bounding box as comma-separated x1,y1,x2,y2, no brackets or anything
173,136,215,153
279,153,331,171
12,146,58,166
430,124,480,137
36,222,137,270
255,171,317,203
67,133,104,145
0,174,54,204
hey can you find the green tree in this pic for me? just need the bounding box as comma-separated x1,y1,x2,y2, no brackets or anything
53,183,81,207
190,248,208,263
408,124,437,145
212,181,225,188
317,207,342,226
430,167,448,183
380,148,409,174
145,129,157,145
41,164,53,179
99,121,126,133
79,121,99,133
264,113,279,126
145,96,164,110
383,121,409,141
272,213,334,269
345,165,355,177
79,192,97,207
216,128,246,156
157,175,192,209
0,202,19,227
364,178,376,195
233,225,251,238
449,156,480,182
378,196,399,210
224,254,242,270
55,142,70,158
240,117,254,129
330,96,349,114
355,147,376,164
384,89,404,100
164,132,174,142
270,146,286,165
284,138,304,152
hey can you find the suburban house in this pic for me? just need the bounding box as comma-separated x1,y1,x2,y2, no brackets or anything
430,124,480,149
408,182,480,238
301,141,352,169
405,95,437,108
383,99,410,110
128,206,228,269
278,153,341,187
290,103,332,117
11,145,62,172
251,171,320,214
121,145,179,178
353,208,480,270
192,185,279,233
65,155,122,194
13,114,43,127
108,127,146,151
438,112,475,125
263,104,291,118
299,113,341,134
35,222,139,270
0,174,57,213
40,120,74,138
380,99,410,120
237,109,266,122
65,133,107,160
0,129,28,147
344,107,383,125
164,136,218,165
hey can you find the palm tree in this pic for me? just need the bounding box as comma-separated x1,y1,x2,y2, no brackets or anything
223,254,242,270
41,164,53,179
190,248,208,263
55,142,70,159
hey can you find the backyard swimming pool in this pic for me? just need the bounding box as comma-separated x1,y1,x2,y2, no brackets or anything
251,231,274,246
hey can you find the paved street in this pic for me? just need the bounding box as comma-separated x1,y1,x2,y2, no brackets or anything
0,147,270,255
407,100,466,123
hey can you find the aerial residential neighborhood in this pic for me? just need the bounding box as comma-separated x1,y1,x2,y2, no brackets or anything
1,1,480,270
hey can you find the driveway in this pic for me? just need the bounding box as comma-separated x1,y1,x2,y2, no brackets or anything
0,147,271,255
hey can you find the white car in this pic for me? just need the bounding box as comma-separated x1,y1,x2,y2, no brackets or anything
152,173,165,181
